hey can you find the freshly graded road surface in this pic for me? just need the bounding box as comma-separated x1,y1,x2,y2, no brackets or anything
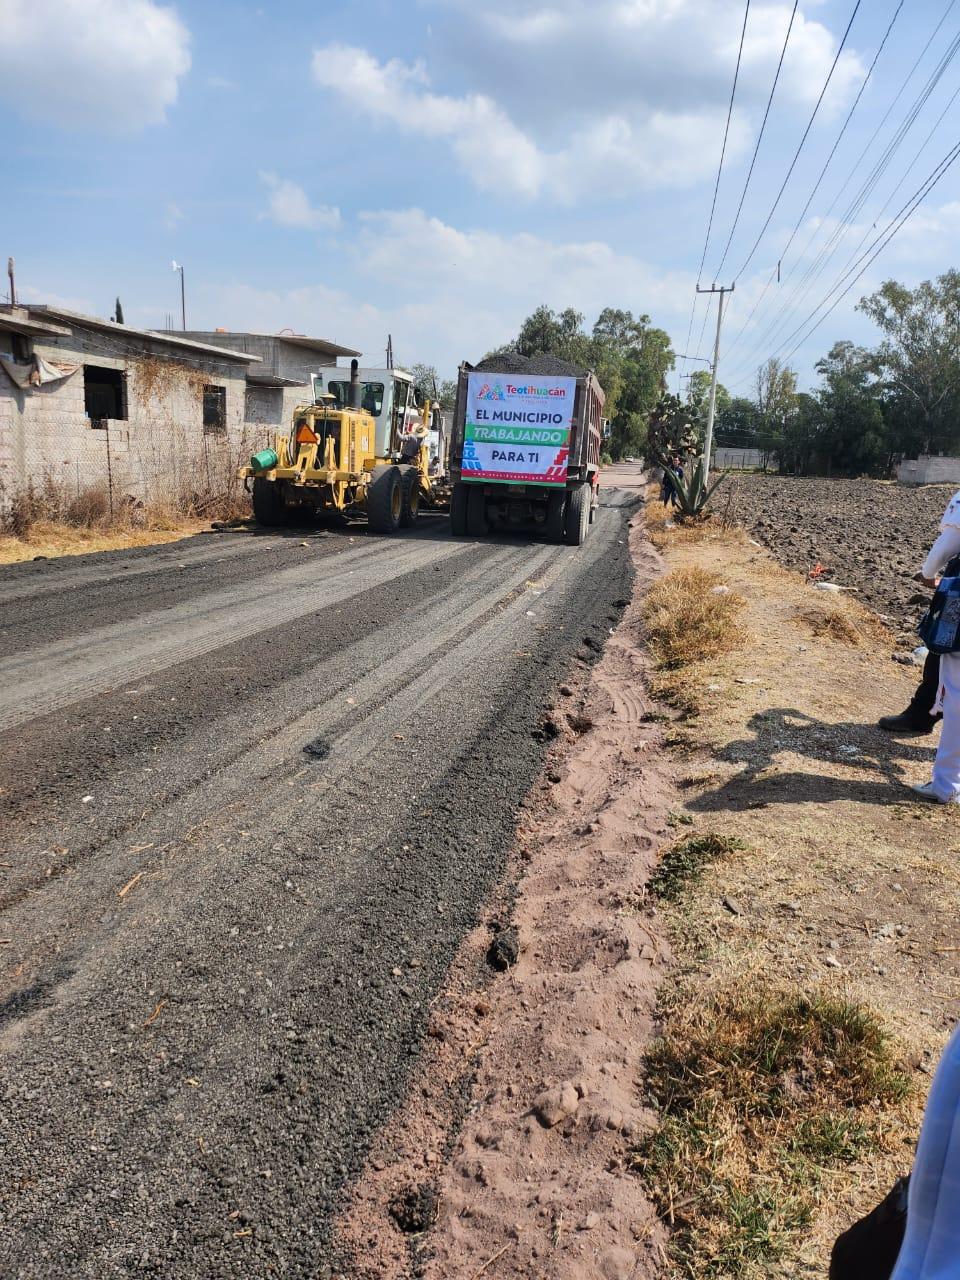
0,495,635,1278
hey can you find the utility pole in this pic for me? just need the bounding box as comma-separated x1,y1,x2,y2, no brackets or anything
172,261,186,329
696,283,734,476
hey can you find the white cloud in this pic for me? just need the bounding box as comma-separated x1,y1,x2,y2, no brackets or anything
311,43,748,198
0,0,191,132
311,45,547,197
195,207,694,375
311,3,862,200
440,0,862,122
259,173,341,231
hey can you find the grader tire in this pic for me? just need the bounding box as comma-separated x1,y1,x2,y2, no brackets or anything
564,482,591,546
252,477,290,527
399,467,421,528
367,465,403,534
545,490,566,544
450,482,468,536
466,485,489,537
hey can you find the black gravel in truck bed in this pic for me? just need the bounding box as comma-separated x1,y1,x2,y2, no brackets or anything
472,353,585,377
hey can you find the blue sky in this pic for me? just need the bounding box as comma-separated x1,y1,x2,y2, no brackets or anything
2,0,959,397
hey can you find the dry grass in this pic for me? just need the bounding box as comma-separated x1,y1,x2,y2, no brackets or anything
0,519,209,565
643,566,747,670
635,523,947,1277
0,475,250,564
643,497,719,550
631,985,912,1278
797,602,862,646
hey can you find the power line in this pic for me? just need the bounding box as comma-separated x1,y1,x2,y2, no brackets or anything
776,138,960,365
713,0,799,280
698,0,751,287
724,3,960,378
732,0,863,283
723,0,903,358
678,0,751,392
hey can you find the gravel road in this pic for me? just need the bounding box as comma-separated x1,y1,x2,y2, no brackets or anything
0,495,635,1278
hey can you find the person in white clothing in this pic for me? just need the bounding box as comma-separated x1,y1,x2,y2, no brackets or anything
912,489,960,804
890,1021,960,1278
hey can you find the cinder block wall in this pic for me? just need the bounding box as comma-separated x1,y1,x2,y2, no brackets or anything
0,327,253,507
897,455,960,486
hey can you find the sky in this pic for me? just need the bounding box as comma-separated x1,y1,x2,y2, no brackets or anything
1,0,959,397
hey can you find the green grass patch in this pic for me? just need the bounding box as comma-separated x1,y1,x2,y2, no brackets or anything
650,833,747,902
631,987,912,1278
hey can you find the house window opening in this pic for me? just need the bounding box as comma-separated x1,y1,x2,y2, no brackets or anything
203,384,227,435
84,365,126,423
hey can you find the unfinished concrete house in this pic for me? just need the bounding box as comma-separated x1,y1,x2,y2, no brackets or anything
0,304,267,510
171,329,361,432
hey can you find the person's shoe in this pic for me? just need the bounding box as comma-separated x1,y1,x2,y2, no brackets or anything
878,711,939,734
909,781,960,804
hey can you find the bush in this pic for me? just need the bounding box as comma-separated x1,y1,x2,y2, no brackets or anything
642,566,746,668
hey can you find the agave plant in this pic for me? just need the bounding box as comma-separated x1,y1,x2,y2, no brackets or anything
647,393,729,518
660,454,729,518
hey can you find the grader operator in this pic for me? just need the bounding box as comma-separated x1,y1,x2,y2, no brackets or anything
240,359,447,532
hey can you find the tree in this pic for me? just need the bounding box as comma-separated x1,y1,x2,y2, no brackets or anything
715,396,763,447
857,272,960,457
814,341,888,475
752,357,799,469
684,369,729,437
408,363,457,411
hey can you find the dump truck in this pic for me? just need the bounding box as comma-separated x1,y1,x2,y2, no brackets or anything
447,355,604,544
240,360,448,531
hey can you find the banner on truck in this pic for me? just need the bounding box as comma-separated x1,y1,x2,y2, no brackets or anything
462,372,576,486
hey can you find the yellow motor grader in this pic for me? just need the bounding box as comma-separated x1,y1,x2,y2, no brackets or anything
240,360,448,532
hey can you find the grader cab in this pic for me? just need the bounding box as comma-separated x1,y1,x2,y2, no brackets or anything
240,359,448,532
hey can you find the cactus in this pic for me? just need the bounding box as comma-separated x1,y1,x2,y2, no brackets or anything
648,393,728,518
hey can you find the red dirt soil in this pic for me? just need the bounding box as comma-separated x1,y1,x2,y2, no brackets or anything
336,492,672,1280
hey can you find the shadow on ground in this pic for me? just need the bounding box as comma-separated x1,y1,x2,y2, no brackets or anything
688,706,938,813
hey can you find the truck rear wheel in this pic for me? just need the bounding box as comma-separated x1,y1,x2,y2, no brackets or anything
450,482,468,536
564,482,590,546
545,490,566,544
399,467,421,527
252,477,290,527
367,465,403,534
466,485,488,537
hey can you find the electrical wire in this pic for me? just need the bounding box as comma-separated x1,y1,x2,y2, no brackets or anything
727,28,960,378
677,0,751,392
698,0,751,287
774,138,960,365
731,0,862,283
723,0,903,358
712,0,799,280
724,2,960,378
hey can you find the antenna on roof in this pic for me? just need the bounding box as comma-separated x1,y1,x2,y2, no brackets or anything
386,333,393,369
7,257,16,307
